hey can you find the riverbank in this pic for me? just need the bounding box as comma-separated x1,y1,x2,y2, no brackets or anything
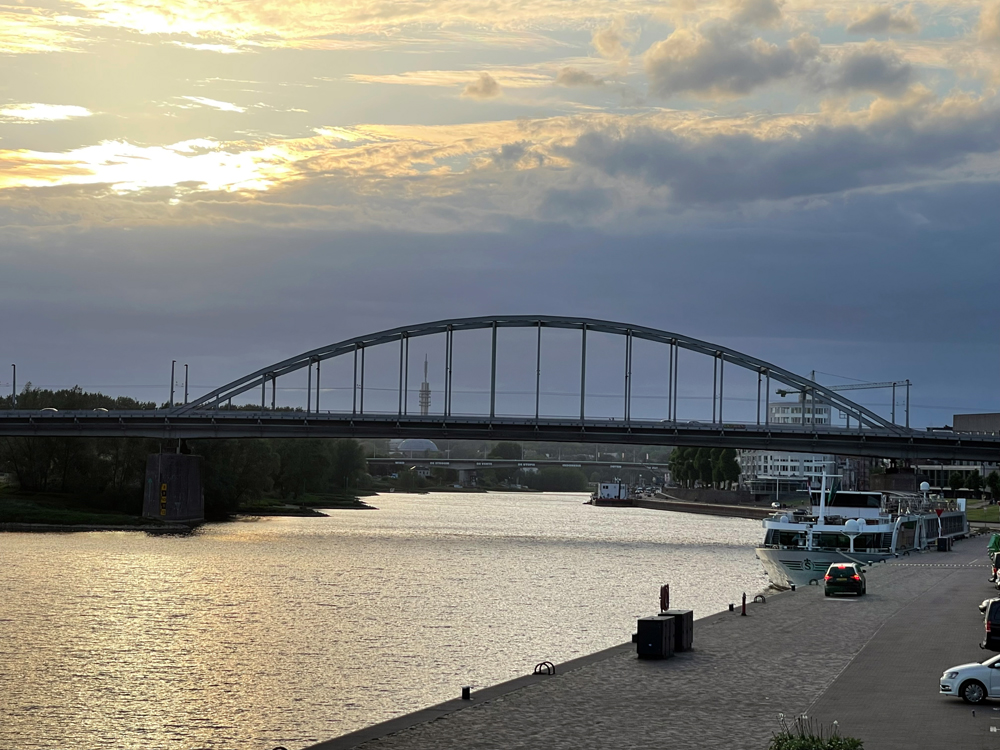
0,488,377,531
637,494,774,519
304,537,990,750
0,490,169,530
0,521,193,533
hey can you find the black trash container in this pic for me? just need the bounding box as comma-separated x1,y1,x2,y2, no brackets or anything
659,609,694,652
636,615,675,660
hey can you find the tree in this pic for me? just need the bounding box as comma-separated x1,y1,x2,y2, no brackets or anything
0,385,156,508
988,471,1000,501
694,448,713,486
524,467,588,492
489,442,523,460
488,442,522,483
330,439,368,489
710,448,723,487
948,471,964,491
968,470,982,495
715,448,741,489
669,447,697,488
195,440,280,519
273,439,332,498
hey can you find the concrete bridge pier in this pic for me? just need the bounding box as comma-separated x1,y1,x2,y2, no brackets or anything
142,453,204,523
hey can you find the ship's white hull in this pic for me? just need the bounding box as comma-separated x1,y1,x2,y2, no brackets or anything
756,547,895,588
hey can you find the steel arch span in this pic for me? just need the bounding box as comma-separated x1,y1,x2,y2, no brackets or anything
175,315,904,433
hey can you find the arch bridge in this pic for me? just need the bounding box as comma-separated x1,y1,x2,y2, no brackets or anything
2,316,998,461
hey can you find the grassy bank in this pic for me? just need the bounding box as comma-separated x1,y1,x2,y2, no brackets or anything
239,490,378,514
0,485,379,529
0,489,157,527
967,505,999,523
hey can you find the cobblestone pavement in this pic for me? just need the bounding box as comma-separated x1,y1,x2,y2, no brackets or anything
809,540,994,749
308,538,989,750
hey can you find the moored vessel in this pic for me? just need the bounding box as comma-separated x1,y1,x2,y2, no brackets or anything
590,481,633,506
756,479,968,588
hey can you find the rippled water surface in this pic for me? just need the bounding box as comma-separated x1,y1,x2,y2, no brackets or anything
0,492,767,749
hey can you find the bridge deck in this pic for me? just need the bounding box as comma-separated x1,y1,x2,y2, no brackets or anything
0,410,996,461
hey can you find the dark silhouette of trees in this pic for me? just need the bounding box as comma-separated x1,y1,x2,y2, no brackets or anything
987,471,1000,500
0,385,370,520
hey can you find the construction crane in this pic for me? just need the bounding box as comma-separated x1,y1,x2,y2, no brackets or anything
775,372,912,428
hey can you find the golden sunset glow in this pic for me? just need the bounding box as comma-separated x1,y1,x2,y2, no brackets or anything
0,0,994,224
1,104,93,122
0,139,294,193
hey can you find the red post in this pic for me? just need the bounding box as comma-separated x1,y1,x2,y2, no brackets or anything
659,585,670,612
741,592,747,616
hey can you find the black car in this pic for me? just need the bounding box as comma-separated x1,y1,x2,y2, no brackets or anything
824,563,867,597
981,598,1000,651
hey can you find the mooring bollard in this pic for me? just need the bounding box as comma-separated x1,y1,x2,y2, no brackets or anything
741,592,747,616
462,686,471,700
791,584,796,592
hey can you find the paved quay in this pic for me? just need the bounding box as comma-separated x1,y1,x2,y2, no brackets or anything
305,536,994,750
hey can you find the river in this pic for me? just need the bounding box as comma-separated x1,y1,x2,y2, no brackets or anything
0,492,768,749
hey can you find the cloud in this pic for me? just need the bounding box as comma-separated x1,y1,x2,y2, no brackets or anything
538,184,612,221
592,19,636,60
555,67,605,87
565,94,1000,204
846,6,920,35
349,68,550,89
980,2,1000,45
731,0,783,29
645,21,918,100
463,72,502,99
821,43,914,97
180,96,247,113
644,22,819,98
0,138,292,193
0,103,93,122
492,141,533,168
1,93,997,233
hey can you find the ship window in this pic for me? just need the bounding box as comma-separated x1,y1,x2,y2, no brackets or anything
815,533,851,548
776,531,804,546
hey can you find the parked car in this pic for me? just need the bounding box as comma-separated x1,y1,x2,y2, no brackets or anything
981,598,1000,651
941,653,1000,703
824,563,866,597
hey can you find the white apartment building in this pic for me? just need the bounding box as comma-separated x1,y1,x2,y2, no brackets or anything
739,399,837,491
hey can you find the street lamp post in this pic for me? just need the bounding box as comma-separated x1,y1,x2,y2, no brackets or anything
169,360,176,408
184,364,189,405
10,364,15,408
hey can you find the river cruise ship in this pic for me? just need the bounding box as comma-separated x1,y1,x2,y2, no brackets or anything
756,486,968,588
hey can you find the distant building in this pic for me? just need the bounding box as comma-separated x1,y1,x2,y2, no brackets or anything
739,399,839,496
913,461,999,490
391,438,439,456
953,413,1000,434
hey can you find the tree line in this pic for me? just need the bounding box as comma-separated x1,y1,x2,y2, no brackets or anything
0,386,367,519
668,447,741,489
952,469,1000,498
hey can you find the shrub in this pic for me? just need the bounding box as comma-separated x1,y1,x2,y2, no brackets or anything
769,715,863,750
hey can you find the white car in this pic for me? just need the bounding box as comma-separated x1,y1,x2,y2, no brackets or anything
940,654,1000,703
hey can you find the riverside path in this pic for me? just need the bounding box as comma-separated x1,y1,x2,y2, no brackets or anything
302,536,994,750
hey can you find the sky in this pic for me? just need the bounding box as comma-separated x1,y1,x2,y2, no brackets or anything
0,0,997,427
